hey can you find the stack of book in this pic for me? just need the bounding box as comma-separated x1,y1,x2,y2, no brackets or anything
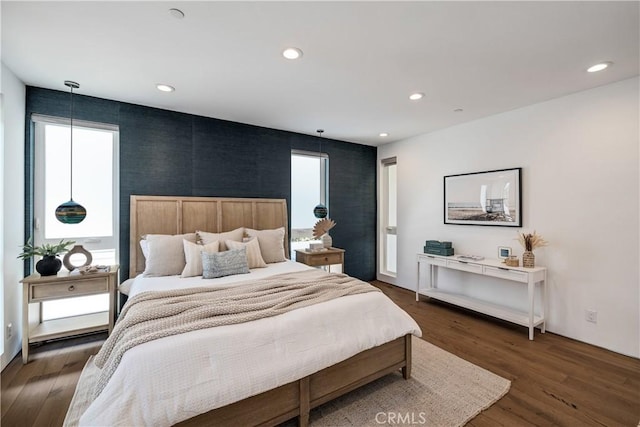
424,240,454,256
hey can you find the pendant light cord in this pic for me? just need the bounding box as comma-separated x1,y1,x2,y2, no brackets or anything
69,84,74,201
317,129,324,204
64,80,80,203
55,80,86,224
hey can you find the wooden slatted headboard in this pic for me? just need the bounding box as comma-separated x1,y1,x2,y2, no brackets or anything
129,195,289,277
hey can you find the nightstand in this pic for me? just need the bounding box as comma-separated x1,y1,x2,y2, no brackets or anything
295,247,345,273
20,265,119,364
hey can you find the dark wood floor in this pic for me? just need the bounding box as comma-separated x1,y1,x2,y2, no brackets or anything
372,281,640,427
2,280,639,426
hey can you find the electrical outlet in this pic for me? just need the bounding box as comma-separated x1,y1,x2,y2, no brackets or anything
585,309,598,324
6,323,12,339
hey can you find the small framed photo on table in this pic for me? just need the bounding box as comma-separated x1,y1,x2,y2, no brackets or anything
498,246,512,260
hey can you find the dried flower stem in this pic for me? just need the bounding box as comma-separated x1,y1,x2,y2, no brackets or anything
312,218,336,239
517,231,548,252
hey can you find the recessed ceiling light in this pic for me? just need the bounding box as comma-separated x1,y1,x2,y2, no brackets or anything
169,8,185,19
409,92,424,101
282,47,303,60
379,133,389,137
587,61,613,73
156,84,175,92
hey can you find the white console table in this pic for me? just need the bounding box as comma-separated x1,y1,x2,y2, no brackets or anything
416,253,547,340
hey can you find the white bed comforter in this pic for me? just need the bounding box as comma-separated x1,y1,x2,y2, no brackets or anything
76,261,422,426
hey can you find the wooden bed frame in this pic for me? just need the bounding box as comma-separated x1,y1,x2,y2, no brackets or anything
129,195,412,427
130,195,291,277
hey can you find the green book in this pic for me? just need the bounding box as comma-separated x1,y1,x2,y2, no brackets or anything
424,240,452,248
424,246,454,256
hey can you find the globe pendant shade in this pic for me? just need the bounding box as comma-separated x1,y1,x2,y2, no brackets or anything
313,204,328,219
55,200,87,224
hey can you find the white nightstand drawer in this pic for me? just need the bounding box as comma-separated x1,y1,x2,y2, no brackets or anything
30,277,108,301
483,266,528,283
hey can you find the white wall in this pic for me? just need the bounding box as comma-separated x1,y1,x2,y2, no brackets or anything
378,77,639,358
1,63,26,370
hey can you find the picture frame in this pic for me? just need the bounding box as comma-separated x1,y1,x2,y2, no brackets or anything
498,246,512,259
444,167,522,227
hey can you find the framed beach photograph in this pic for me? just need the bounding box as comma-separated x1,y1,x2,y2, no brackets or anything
444,167,522,227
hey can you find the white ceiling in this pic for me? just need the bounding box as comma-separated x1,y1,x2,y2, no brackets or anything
2,1,638,146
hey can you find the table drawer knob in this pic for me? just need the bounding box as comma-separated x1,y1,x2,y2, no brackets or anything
68,285,75,292
324,257,329,261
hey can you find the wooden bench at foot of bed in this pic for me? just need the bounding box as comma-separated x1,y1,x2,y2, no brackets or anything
175,334,412,427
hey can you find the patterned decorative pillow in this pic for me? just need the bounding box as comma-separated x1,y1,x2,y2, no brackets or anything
201,247,250,279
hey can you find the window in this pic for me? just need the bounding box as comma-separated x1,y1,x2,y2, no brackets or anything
32,114,119,320
291,150,329,257
381,157,397,276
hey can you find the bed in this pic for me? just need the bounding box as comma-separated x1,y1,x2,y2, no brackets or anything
64,195,421,426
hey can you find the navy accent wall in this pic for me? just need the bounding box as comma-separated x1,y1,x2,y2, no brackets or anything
25,87,377,281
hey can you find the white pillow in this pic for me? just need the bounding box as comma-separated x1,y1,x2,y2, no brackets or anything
181,240,220,278
197,228,244,251
142,233,197,277
118,278,136,296
225,238,267,269
139,239,149,259
245,227,286,263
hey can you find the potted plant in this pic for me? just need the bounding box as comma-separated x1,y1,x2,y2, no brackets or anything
18,238,75,276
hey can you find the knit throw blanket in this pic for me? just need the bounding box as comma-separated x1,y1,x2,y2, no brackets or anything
91,269,379,398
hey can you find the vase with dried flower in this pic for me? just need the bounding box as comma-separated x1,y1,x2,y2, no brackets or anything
312,218,336,248
517,231,548,268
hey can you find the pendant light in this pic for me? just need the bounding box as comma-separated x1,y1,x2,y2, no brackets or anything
55,80,87,224
313,129,328,219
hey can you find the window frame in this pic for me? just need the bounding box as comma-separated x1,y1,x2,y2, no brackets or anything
290,149,329,256
31,113,120,265
291,149,329,208
379,156,397,281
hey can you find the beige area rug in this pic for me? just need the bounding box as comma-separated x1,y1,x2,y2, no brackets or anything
302,336,511,427
65,337,510,427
